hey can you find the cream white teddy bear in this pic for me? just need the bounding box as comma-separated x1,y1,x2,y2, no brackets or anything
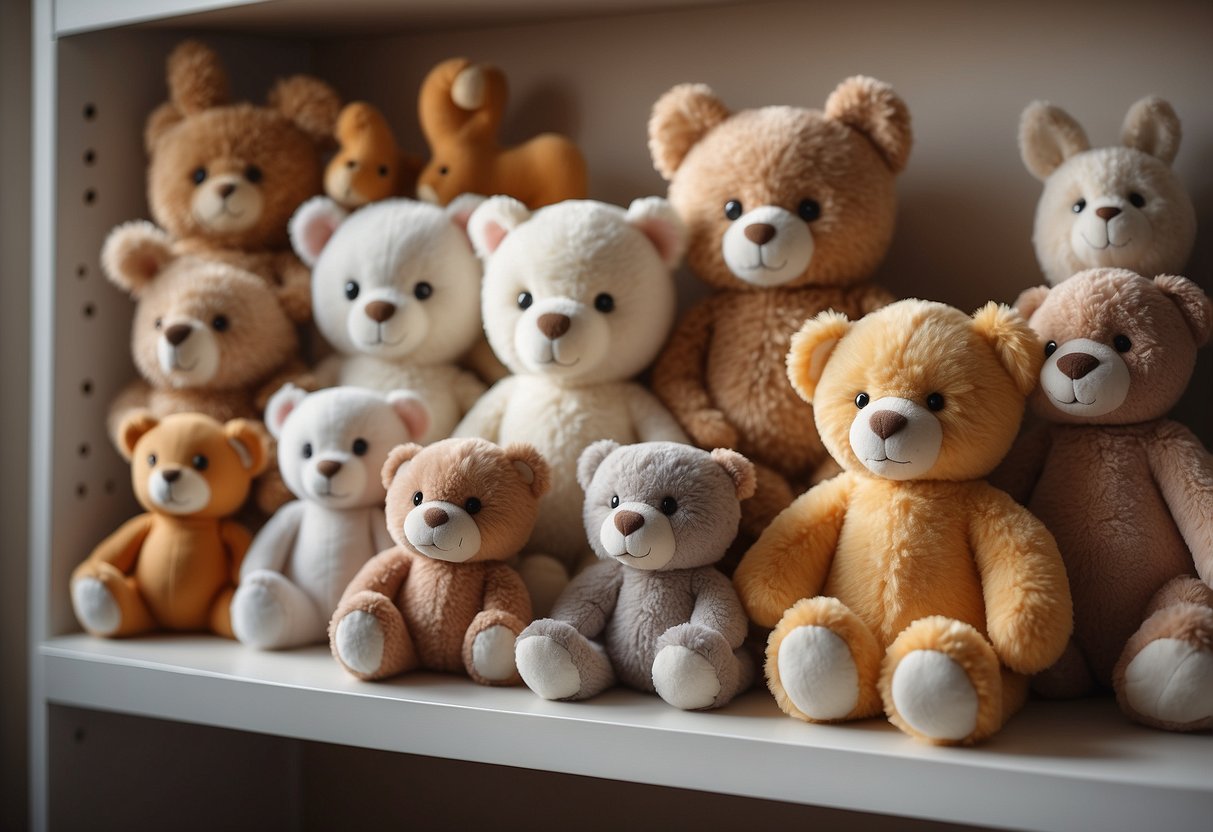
454,197,689,612
1019,96,1195,286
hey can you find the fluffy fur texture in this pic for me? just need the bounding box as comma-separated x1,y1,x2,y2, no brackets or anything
516,441,756,709
415,57,587,209
70,413,268,638
1019,98,1195,286
230,385,429,650
734,299,1072,745
145,41,341,313
290,196,487,442
994,268,1213,731
329,438,548,685
454,197,689,606
325,102,425,209
649,77,909,539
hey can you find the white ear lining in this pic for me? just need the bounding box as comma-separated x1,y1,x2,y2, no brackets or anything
228,436,254,469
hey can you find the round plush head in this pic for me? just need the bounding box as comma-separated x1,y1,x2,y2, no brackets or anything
326,102,402,209
381,437,550,564
119,411,269,518
1019,98,1195,286
468,197,685,384
648,77,911,292
1014,268,1211,425
577,440,756,571
788,299,1041,482
102,221,303,392
265,384,430,510
145,41,341,251
290,196,484,366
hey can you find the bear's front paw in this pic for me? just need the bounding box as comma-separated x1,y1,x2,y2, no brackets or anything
652,645,721,710
71,577,121,636
471,624,518,683
333,611,385,677
516,633,581,700
1122,638,1213,728
685,409,738,451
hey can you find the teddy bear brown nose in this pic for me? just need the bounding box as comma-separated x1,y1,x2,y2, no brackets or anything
218,183,237,199
161,468,182,483
614,510,645,536
424,507,450,527
744,223,777,245
316,459,343,479
869,410,908,439
1095,206,1121,221
164,324,192,346
365,301,397,323
1057,352,1099,380
537,313,571,340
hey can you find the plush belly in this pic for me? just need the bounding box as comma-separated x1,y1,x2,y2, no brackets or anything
337,357,465,442
400,557,487,672
136,521,229,630
286,507,379,614
606,570,697,691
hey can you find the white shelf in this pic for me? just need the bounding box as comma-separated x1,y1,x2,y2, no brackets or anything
41,634,1213,832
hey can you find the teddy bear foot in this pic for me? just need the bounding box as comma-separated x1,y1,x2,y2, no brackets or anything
652,645,721,710
516,635,582,700
231,581,287,649
71,577,121,636
889,650,979,742
1121,638,1213,729
333,611,385,677
777,626,861,721
471,625,518,683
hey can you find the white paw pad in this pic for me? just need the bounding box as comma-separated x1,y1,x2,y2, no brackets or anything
1124,638,1213,726
334,611,385,677
472,625,518,681
652,645,721,710
230,581,286,649
516,635,581,700
72,577,121,636
891,650,979,741
777,625,858,720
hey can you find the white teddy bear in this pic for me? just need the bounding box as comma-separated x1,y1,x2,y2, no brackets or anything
454,197,689,612
230,383,429,649
1019,96,1195,286
288,196,486,443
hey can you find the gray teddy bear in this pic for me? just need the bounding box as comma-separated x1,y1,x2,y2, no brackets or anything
515,440,756,709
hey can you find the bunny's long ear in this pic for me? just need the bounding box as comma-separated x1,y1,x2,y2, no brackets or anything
1019,101,1090,180
1121,96,1182,165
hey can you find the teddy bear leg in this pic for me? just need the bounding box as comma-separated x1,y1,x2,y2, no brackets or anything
330,591,417,681
881,616,1005,745
1031,637,1095,699
765,597,883,723
1114,576,1213,731
515,619,616,701
516,553,569,619
231,570,326,649
651,622,754,710
462,609,527,686
71,565,156,638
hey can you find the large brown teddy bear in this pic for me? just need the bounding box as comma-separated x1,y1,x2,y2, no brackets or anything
70,413,269,638
996,268,1213,731
330,438,549,686
415,57,588,209
734,300,1072,745
145,40,341,317
649,77,911,540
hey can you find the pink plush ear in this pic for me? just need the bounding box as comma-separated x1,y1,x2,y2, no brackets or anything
1019,101,1090,181
1154,274,1213,346
117,411,159,462
289,196,347,267
970,302,1043,397
710,448,757,501
386,391,431,441
625,197,687,269
576,440,620,492
503,443,551,499
1014,285,1051,321
264,383,308,440
446,193,487,238
467,195,530,258
101,221,176,297
787,310,852,404
381,443,424,491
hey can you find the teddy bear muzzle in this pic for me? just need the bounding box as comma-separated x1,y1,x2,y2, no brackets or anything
155,319,221,385
598,501,677,570
514,296,609,376
1040,337,1131,417
404,499,483,562
190,172,265,234
721,204,815,287
345,287,429,356
1069,196,1149,267
148,465,211,515
304,454,369,506
848,396,943,480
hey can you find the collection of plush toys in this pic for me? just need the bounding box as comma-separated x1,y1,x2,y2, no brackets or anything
69,39,1212,746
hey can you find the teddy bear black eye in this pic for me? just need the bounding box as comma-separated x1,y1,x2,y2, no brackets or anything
438,166,449,176
926,393,945,412
191,167,207,185
192,454,209,471
724,199,743,221
798,199,822,222
414,282,433,301
378,165,389,177
1113,334,1132,353
609,495,620,509
1044,340,1058,357
855,392,870,409
594,293,615,313
244,165,263,184
345,281,360,301
413,491,424,506
147,453,157,467
352,438,369,456
517,291,533,310
465,497,482,515
1128,192,1146,209
212,315,229,332
302,443,313,459
660,496,678,515
1072,198,1086,214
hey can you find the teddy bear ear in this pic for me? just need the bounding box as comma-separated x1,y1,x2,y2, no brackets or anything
165,40,229,116
467,195,531,258
503,443,551,498
264,383,308,440
970,302,1043,397
1154,274,1213,346
1121,96,1182,166
648,83,732,181
381,443,423,491
576,440,621,492
117,411,159,462
786,310,852,404
446,193,487,238
625,197,687,268
101,221,177,297
144,103,184,154
824,76,913,174
710,448,757,501
1018,101,1091,181
1013,285,1051,321
269,75,343,146
386,391,432,441
289,196,348,268
224,419,270,477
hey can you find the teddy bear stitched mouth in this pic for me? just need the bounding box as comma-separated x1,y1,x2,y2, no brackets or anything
1080,231,1132,251
747,251,788,272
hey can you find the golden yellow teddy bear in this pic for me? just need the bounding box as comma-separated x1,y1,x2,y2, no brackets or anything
734,299,1073,745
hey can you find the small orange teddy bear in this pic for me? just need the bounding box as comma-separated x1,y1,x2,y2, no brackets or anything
324,102,425,209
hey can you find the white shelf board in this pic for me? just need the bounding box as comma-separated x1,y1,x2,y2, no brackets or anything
40,633,1213,832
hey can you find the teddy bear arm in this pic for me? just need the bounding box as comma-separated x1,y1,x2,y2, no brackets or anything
626,387,690,444
219,520,255,584
1144,422,1213,584
480,563,532,628
75,514,155,579
651,302,729,439
272,251,315,325
240,500,305,580
733,475,853,628
549,560,624,638
988,426,1053,505
451,377,516,442
689,568,750,649
339,547,413,606
969,487,1073,675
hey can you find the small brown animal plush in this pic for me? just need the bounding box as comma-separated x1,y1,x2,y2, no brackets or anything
330,438,549,685
70,413,269,638
145,40,341,319
324,102,425,209
415,57,587,209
